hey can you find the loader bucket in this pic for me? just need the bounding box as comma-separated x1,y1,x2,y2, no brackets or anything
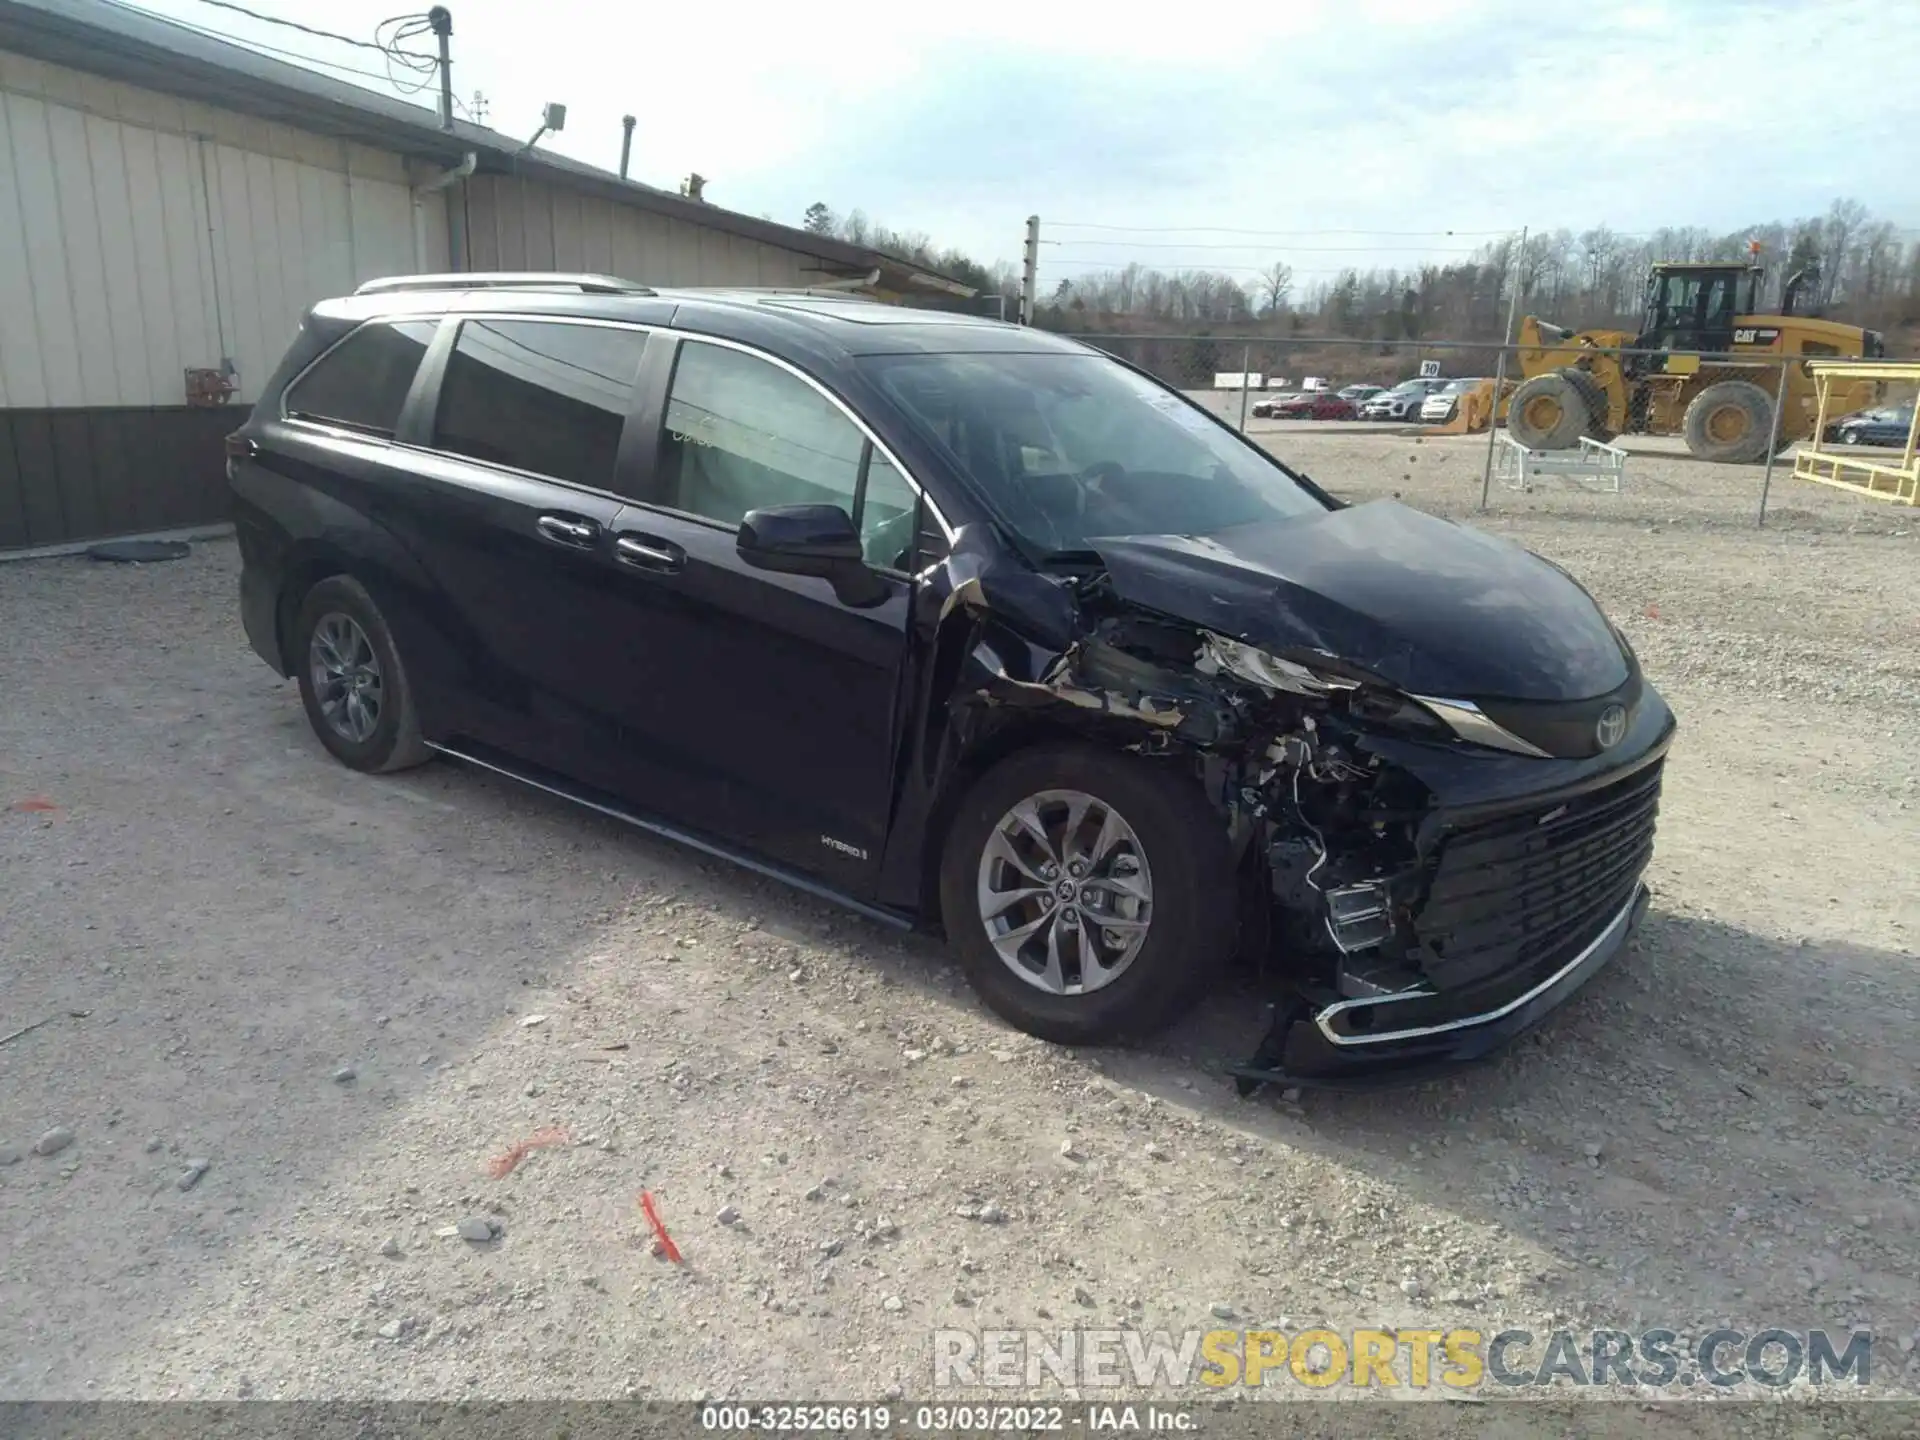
1425,379,1500,435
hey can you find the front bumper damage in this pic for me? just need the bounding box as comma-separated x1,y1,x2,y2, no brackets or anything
1232,883,1649,1091
1233,709,1671,1089
909,511,1672,1087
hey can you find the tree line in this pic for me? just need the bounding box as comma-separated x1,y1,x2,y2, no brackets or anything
803,202,1021,311
803,198,1918,344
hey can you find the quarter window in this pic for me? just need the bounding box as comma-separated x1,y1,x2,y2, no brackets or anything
433,320,649,488
661,340,920,570
284,320,437,436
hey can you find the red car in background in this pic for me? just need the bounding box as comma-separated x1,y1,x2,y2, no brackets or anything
1270,390,1357,421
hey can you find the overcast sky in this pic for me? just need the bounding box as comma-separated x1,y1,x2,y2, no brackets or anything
133,0,1920,286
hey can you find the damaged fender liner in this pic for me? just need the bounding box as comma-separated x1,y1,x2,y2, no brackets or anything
1232,884,1650,1090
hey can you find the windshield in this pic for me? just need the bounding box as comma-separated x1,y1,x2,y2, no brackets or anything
861,351,1325,556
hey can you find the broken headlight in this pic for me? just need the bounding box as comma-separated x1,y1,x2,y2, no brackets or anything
1196,634,1359,696
1346,687,1452,739
1199,633,1450,740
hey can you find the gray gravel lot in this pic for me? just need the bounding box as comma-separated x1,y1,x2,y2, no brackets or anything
2,436,1917,1422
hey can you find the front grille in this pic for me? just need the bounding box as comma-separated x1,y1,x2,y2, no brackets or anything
1413,759,1663,991
1476,668,1644,760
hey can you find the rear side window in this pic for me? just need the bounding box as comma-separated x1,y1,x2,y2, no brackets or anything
284,320,437,436
433,319,648,488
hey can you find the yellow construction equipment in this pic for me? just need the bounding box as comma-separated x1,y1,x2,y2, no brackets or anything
1508,257,1883,463
1793,361,1920,506
1424,376,1513,434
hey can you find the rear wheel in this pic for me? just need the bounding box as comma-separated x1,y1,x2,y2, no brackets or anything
1506,373,1588,449
292,575,431,774
938,744,1235,1045
1682,380,1774,463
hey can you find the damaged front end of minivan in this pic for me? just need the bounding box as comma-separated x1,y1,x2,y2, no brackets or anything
893,503,1673,1088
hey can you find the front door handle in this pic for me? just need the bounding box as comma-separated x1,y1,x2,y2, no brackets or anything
537,514,600,548
614,534,686,573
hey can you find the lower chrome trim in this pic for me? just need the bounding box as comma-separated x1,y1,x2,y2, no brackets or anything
1313,886,1642,1047
427,742,914,931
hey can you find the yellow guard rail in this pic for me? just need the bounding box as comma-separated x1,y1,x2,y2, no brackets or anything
1794,361,1919,507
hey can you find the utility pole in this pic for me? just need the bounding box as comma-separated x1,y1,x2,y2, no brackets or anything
619,116,636,180
428,7,453,132
1019,215,1040,326
1478,224,1528,511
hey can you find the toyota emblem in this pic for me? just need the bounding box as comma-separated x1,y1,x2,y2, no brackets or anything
1595,703,1628,751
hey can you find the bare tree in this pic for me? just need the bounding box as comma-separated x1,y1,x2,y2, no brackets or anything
1257,262,1294,316
1820,199,1869,305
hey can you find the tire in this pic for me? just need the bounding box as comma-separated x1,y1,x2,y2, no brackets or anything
938,743,1236,1045
1682,380,1774,463
292,574,431,774
1560,367,1614,440
1841,429,1861,446
1506,373,1588,449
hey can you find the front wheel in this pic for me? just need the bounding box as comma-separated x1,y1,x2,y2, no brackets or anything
1506,373,1588,449
938,744,1236,1045
1682,380,1775,464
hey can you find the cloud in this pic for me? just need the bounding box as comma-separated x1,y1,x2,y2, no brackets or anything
722,0,1920,269
130,0,1920,273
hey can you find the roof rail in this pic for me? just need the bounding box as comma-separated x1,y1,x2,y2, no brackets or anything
697,286,885,302
354,272,655,297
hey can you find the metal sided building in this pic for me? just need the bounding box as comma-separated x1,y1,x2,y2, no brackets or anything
0,0,970,552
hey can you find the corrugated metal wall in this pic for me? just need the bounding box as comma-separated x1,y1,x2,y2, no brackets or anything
0,51,860,550
464,173,818,288
0,51,447,547
0,52,437,410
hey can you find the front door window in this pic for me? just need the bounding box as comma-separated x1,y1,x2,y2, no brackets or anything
659,340,918,570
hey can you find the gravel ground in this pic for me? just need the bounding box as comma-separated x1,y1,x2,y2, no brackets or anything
2,438,1917,1424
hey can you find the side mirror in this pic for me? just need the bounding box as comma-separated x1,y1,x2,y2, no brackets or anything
736,504,887,607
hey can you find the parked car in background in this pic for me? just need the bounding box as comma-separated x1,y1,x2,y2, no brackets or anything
1362,378,1447,421
1250,392,1300,419
1419,378,1490,424
1271,390,1358,421
229,271,1670,1077
1338,384,1384,407
1823,404,1916,447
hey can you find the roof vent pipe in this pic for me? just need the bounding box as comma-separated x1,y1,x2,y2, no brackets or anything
619,116,636,180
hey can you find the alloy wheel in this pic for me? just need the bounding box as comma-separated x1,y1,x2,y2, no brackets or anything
975,789,1154,996
309,612,384,744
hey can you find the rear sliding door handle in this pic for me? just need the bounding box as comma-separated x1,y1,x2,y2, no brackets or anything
614,534,685,573
537,514,600,548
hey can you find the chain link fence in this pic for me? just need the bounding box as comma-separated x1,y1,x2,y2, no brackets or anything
1064,332,1918,529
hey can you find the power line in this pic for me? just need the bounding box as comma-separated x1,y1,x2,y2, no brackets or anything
1043,258,1455,277
1043,239,1486,254
115,1,449,105
112,2,437,92
183,0,431,58
1049,220,1920,246
376,13,441,95
1046,222,1519,238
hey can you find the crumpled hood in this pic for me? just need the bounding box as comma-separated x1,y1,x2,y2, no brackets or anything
1088,500,1629,702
